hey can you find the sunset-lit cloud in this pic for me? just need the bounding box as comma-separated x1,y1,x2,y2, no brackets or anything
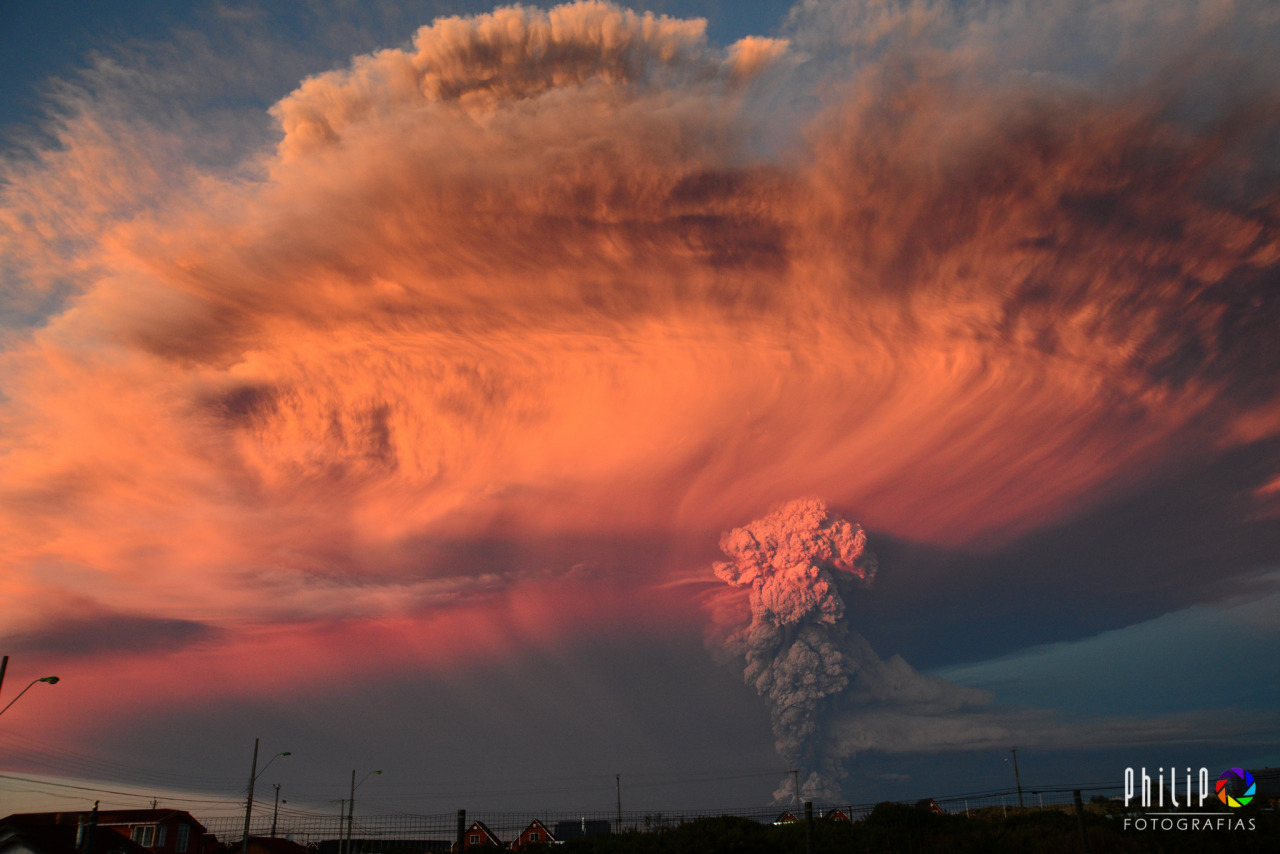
1,0,1279,805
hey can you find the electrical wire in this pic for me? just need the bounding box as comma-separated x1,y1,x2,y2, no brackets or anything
0,730,243,792
0,773,244,807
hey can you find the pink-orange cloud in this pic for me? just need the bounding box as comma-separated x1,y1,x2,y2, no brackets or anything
0,0,1278,748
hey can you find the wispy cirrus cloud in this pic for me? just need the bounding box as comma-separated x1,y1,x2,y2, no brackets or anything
0,0,1277,774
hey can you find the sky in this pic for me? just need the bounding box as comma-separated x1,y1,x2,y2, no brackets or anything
2,0,1279,826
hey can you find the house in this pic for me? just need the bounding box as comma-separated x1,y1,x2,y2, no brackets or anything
2,811,215,854
823,809,851,822
771,811,798,825
915,799,945,815
1,814,216,854
509,821,553,851
549,820,608,841
0,814,151,854
1250,767,1280,800
242,838,308,854
315,840,450,854
451,822,500,850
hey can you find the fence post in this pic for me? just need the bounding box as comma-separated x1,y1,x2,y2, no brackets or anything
1073,791,1092,854
456,810,465,853
804,801,813,854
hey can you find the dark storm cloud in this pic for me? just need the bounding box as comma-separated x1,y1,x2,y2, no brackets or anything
2,612,221,658
853,435,1280,669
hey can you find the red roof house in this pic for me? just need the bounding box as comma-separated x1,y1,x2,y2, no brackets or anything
510,820,554,851
1,815,151,854
0,812,213,854
452,821,500,850
243,838,309,854
915,799,946,815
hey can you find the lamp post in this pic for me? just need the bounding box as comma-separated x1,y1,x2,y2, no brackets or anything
0,662,60,717
345,770,381,854
241,740,291,854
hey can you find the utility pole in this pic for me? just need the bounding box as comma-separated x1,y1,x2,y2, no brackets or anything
1009,748,1024,809
346,771,355,854
241,739,259,854
271,785,281,837
791,770,801,810
344,769,380,854
81,801,98,854
615,775,622,833
0,656,8,699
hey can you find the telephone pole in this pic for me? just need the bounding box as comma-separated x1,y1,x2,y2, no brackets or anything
346,770,381,854
346,771,355,854
271,785,282,837
1009,748,1024,808
241,740,290,854
241,739,259,854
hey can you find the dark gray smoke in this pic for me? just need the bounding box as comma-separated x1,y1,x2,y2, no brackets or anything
711,498,989,801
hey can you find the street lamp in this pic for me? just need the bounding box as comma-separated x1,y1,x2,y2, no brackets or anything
241,740,291,854
0,669,60,717
344,770,382,854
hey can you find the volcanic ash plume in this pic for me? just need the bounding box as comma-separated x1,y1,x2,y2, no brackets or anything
711,498,989,801
710,498,875,799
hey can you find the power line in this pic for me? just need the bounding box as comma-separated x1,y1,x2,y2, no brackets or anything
308,767,790,804
0,730,242,791
0,773,244,807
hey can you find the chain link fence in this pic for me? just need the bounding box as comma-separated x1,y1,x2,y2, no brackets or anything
201,786,1124,848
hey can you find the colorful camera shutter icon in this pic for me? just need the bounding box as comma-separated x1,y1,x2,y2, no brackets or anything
1215,768,1256,808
